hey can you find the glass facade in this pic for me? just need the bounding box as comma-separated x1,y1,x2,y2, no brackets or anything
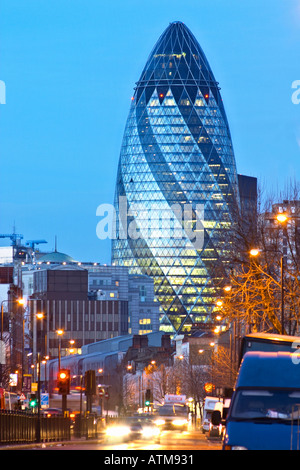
112,22,239,334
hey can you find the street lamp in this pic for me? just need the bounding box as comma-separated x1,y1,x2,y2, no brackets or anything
56,329,64,371
224,285,232,293
249,248,260,257
249,212,289,334
276,212,288,335
276,213,288,224
1,297,25,340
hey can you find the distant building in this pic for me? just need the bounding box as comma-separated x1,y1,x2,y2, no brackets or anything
47,331,167,409
238,174,257,220
263,199,300,270
21,252,159,335
19,254,159,367
0,240,159,388
76,264,159,335
27,265,128,365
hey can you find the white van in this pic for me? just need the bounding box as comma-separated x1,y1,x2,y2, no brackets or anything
201,397,221,433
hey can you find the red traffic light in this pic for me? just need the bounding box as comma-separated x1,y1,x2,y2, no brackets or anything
57,369,70,395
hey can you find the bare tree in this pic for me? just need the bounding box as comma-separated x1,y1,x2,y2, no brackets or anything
220,180,300,336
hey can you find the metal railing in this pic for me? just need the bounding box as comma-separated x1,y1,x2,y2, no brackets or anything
0,410,71,444
73,414,105,439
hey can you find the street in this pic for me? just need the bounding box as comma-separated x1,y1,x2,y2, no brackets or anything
23,429,222,451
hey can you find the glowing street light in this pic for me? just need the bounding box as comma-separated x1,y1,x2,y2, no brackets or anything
56,329,64,370
249,248,260,257
276,213,288,224
224,285,232,292
276,211,289,334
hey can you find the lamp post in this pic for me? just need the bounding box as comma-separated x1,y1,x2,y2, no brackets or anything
36,351,41,442
275,213,288,335
1,297,24,340
56,329,64,371
249,211,288,335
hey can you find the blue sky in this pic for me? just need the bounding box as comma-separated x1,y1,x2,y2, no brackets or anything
0,0,299,263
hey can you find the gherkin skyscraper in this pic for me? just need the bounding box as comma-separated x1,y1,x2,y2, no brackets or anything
112,22,239,334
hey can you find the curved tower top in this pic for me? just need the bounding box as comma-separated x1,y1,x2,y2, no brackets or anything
135,22,229,128
112,22,240,334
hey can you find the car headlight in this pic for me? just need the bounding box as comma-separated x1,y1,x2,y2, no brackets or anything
106,426,130,437
155,419,166,426
172,419,188,426
142,426,160,438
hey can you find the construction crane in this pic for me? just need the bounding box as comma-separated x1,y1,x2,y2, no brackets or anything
0,233,24,246
25,240,47,251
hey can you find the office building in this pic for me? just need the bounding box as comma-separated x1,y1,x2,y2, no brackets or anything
112,21,240,334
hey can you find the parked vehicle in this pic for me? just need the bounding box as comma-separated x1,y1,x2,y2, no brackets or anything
222,351,300,450
201,397,223,433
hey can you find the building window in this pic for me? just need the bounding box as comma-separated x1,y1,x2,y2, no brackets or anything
139,285,146,302
139,318,151,325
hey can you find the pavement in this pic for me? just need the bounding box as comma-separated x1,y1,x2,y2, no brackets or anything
0,434,104,450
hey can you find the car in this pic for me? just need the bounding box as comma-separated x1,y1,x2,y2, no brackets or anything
41,408,62,418
105,416,160,443
154,404,188,431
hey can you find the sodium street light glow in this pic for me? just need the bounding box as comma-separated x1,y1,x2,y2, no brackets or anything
276,213,288,223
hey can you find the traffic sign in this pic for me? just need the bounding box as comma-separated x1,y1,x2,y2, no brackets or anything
22,374,32,393
41,393,49,408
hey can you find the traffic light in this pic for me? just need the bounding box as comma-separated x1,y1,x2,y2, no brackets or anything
85,370,96,396
57,369,70,395
145,388,151,407
204,382,215,394
29,394,38,409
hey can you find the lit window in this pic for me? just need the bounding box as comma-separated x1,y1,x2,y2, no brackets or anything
139,318,151,324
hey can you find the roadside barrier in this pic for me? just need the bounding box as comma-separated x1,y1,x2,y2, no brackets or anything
0,410,71,444
73,414,105,439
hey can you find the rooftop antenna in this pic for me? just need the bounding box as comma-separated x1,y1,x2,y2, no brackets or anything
55,235,57,252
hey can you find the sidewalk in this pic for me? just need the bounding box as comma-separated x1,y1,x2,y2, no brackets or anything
0,432,105,450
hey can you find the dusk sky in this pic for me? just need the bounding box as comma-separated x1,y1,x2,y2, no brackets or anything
0,0,299,263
